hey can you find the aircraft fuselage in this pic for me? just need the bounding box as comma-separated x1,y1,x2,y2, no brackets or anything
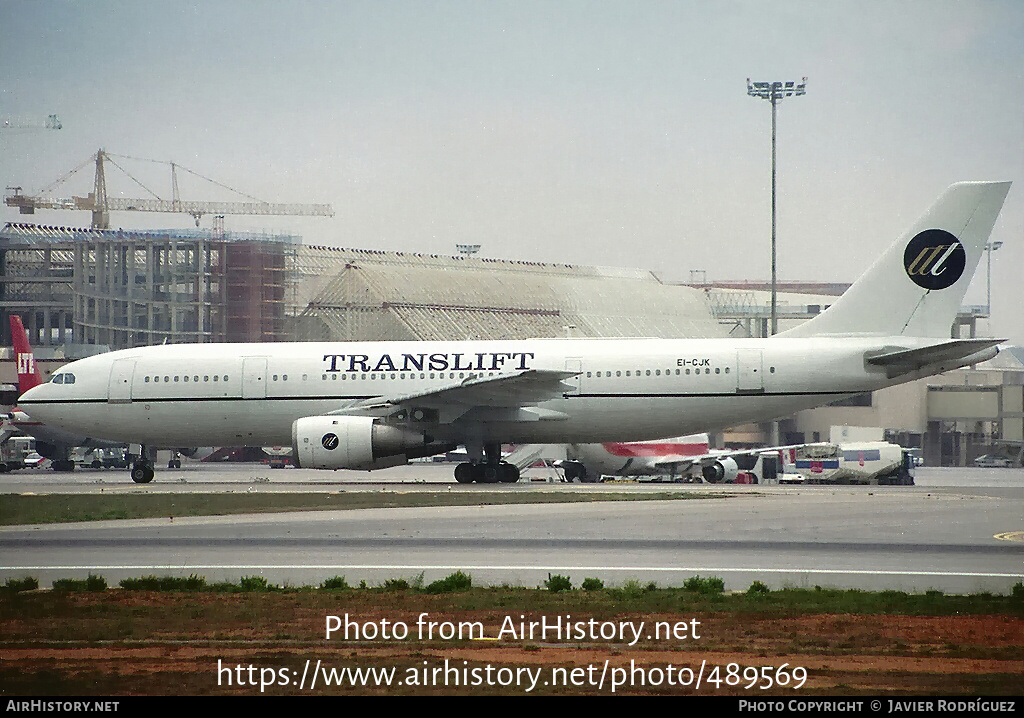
19,335,946,449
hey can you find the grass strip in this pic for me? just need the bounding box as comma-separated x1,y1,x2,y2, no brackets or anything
0,490,723,526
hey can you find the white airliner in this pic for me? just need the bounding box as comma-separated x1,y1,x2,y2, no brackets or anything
17,181,1011,484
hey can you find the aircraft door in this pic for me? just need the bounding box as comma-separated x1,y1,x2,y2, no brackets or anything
736,349,764,394
242,357,268,399
108,359,137,404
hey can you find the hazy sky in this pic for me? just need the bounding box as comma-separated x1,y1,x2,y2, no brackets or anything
2,1,1022,342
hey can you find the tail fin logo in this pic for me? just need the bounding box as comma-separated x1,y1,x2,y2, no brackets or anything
16,352,35,377
903,229,965,290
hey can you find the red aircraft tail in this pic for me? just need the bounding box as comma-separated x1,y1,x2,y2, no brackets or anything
10,315,43,395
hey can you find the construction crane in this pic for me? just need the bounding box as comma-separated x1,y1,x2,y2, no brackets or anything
0,114,62,133
4,149,333,229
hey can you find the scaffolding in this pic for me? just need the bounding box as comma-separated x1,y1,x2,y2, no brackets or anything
0,223,299,348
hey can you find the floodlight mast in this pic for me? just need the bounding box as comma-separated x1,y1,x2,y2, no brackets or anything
747,78,807,335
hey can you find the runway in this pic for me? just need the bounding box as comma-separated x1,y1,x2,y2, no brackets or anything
1,464,1022,594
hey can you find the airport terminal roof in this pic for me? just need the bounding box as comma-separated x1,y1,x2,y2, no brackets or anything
294,246,726,341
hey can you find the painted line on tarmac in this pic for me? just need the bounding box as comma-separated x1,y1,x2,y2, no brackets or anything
994,531,1024,542
2,564,1022,578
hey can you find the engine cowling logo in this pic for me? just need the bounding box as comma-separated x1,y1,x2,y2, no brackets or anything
322,433,339,450
903,229,965,290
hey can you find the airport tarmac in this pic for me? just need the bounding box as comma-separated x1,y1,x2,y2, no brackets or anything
1,463,1022,594
2,461,1023,493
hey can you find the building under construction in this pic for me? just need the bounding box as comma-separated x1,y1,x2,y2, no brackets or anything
1,148,333,349
0,222,729,350
0,223,299,348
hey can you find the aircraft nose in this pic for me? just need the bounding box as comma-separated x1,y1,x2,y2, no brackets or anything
18,384,44,405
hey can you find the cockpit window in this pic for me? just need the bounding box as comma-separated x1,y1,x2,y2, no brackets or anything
51,373,63,384
50,372,76,385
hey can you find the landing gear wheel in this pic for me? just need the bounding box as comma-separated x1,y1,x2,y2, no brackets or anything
498,463,520,483
131,463,154,484
454,462,474,484
479,464,501,483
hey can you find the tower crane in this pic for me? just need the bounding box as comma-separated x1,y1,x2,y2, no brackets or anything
4,149,333,229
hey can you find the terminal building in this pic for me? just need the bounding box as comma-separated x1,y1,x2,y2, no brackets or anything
0,220,1019,467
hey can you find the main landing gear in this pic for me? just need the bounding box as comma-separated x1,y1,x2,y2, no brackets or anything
453,442,521,484
130,445,156,484
454,461,520,484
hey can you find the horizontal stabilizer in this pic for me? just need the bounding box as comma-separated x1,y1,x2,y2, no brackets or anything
865,338,1002,377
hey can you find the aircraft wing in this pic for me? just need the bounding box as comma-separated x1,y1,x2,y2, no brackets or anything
649,443,815,470
333,369,579,423
646,457,699,475
866,339,1003,378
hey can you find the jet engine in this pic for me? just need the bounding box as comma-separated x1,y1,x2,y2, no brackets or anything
293,415,444,470
701,456,739,483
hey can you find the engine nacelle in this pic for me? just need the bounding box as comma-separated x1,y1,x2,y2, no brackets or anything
701,456,739,483
292,415,431,470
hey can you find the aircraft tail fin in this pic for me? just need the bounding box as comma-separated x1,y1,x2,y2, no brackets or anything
780,181,1011,338
10,315,43,395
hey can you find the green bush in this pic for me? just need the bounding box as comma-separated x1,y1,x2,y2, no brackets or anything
425,571,473,593
2,576,39,594
617,579,645,599
683,575,725,595
747,580,771,595
321,576,350,590
1012,582,1024,600
53,574,107,592
119,575,207,591
382,578,411,591
581,577,604,591
545,574,573,592
239,575,270,592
